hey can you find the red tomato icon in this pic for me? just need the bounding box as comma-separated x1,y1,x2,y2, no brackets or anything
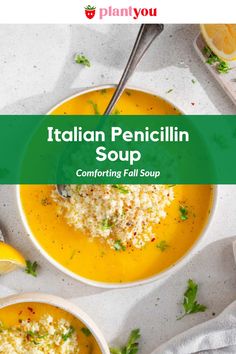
85,5,96,19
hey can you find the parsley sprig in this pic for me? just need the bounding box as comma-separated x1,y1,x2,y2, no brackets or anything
178,279,207,320
87,100,100,115
61,326,75,341
25,260,38,277
114,240,126,252
112,185,129,194
203,46,231,74
101,218,113,230
179,205,188,221
110,328,141,354
81,327,92,337
156,240,169,252
75,54,91,67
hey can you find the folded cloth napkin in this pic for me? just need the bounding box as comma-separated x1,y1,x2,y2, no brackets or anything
152,300,236,354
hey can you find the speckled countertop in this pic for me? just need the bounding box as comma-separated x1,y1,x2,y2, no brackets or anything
0,24,236,353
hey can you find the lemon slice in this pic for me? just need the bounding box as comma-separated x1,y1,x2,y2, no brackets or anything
0,243,26,274
200,24,236,61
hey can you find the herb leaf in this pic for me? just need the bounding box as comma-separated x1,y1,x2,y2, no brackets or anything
203,46,231,74
112,185,129,194
81,327,92,337
112,109,121,115
217,60,231,74
178,279,207,319
156,240,169,252
87,100,100,115
114,240,126,252
75,54,91,67
101,218,113,230
62,326,75,341
110,328,141,354
179,205,188,220
25,260,38,277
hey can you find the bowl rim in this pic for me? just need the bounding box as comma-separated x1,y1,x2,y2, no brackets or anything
17,84,218,289
47,84,186,115
0,292,110,354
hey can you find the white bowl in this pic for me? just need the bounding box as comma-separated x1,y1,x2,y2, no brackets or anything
0,292,110,354
17,85,218,289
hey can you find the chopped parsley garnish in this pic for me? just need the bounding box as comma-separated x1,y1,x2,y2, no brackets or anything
114,240,126,252
87,100,100,115
75,54,91,67
178,279,207,320
81,327,92,337
112,185,129,194
179,205,188,220
101,218,113,230
112,109,121,115
62,326,75,341
25,260,38,277
156,240,169,252
26,331,47,340
110,328,141,354
217,60,231,74
203,46,231,74
166,89,173,94
191,79,196,84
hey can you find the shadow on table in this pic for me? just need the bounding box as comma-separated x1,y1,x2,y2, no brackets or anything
0,24,235,115
112,236,236,354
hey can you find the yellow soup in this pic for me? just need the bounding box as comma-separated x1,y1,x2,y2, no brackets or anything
51,88,181,116
0,302,101,353
20,184,213,283
20,88,213,284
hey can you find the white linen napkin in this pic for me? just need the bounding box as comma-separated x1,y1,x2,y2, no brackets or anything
152,242,236,354
152,300,236,353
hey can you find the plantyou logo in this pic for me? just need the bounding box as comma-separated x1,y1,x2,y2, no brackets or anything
84,5,157,20
100,6,157,20
85,5,96,19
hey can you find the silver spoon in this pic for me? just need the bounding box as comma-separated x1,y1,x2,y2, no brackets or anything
0,229,4,242
57,24,164,198
104,24,164,114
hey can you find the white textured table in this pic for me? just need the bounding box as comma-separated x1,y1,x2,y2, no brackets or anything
0,24,236,353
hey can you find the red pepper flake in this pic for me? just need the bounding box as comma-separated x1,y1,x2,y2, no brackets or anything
151,238,156,242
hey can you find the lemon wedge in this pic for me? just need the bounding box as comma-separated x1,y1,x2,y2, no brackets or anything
0,242,26,274
200,24,236,61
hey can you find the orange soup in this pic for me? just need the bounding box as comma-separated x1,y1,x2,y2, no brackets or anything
0,302,101,353
20,88,213,284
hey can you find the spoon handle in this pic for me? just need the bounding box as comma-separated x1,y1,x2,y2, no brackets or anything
0,230,4,242
104,24,164,115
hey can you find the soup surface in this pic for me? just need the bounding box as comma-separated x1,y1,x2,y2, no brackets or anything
20,88,213,284
0,302,101,353
51,87,181,115
20,184,213,283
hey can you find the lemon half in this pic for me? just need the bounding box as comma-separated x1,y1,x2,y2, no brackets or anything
0,243,26,274
201,24,236,61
